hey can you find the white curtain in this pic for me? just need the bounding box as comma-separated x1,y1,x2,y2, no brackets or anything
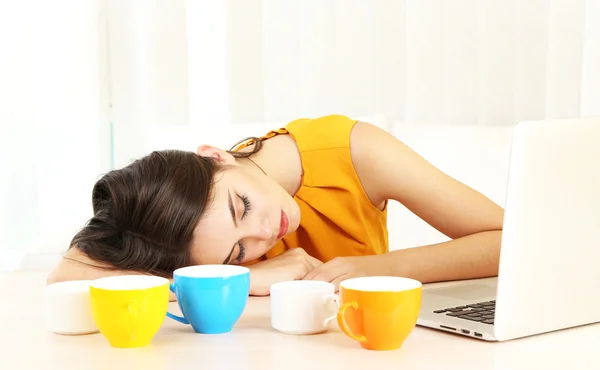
106,0,600,168
1,0,110,266
185,0,600,128
2,0,599,262
104,0,600,165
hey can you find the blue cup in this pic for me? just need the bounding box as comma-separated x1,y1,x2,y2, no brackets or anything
166,265,250,334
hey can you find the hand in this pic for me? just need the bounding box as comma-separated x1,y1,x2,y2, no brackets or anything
303,254,392,290
247,248,323,296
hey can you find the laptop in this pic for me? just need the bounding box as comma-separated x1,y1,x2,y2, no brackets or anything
417,117,600,341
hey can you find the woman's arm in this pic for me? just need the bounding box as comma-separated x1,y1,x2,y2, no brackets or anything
305,121,504,286
47,247,118,283
351,121,504,281
47,247,178,301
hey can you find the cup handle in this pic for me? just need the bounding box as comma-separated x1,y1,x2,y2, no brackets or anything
165,283,189,325
337,301,367,342
322,294,340,327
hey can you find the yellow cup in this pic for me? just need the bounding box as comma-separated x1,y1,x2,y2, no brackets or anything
89,275,170,348
337,276,422,351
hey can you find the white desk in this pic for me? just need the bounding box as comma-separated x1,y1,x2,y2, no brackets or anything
2,272,599,370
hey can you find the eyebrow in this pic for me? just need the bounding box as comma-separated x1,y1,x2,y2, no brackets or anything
227,190,238,228
223,190,238,264
222,244,236,265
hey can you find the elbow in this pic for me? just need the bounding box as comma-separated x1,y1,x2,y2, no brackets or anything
46,267,69,285
46,261,85,285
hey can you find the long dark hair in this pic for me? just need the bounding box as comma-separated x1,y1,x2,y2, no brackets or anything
70,137,265,277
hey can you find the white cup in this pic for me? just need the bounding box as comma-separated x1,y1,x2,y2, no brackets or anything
270,280,339,335
44,280,99,335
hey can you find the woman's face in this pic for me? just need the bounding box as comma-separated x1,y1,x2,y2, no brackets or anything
189,146,300,265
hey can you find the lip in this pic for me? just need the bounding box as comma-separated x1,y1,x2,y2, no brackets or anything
277,210,289,239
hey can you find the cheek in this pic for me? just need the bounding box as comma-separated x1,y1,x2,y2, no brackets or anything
188,243,204,265
189,229,234,265
244,175,276,205
244,244,273,263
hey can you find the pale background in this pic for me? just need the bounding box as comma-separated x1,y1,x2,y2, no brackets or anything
1,0,599,270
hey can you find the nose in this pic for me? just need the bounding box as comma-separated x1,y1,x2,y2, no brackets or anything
247,216,275,241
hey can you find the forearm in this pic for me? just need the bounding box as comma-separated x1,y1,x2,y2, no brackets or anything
387,230,502,283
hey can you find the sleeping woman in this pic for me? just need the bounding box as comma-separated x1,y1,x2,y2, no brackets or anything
47,115,504,296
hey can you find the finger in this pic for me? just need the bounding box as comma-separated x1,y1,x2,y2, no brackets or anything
304,257,337,280
330,274,350,292
307,255,323,269
302,262,324,280
303,263,343,282
300,256,321,276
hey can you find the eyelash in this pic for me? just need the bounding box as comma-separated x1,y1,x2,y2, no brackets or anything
235,241,246,264
239,194,251,220
234,194,250,264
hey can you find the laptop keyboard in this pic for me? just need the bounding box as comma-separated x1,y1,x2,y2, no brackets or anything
433,300,496,325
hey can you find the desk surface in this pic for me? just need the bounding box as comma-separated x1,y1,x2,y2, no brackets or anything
2,272,599,370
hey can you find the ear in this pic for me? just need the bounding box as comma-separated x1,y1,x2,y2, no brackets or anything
196,145,236,165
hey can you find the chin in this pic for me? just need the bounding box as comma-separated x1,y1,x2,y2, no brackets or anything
288,205,301,230
290,217,301,233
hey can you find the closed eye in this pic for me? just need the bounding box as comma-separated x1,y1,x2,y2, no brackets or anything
239,194,251,220
234,240,246,264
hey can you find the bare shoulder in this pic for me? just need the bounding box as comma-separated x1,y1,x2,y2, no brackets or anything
349,121,414,208
350,121,503,239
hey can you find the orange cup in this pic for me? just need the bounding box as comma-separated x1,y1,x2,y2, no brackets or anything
337,276,422,350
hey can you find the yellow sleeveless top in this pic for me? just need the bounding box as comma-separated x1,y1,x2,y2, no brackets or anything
234,115,388,263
